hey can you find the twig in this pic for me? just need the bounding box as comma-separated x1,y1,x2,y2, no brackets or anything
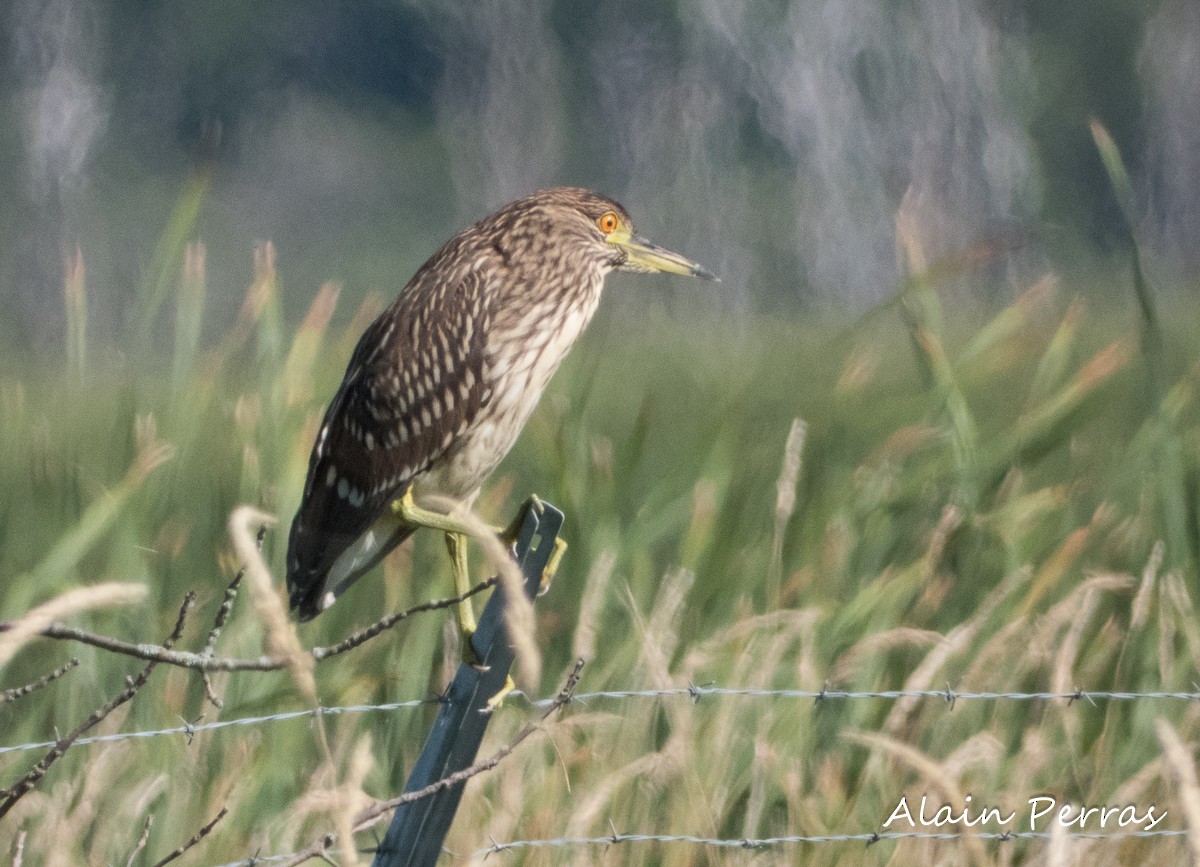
277,659,585,866
13,830,25,867
1,658,79,704
0,593,194,821
0,578,497,673
200,667,223,710
313,577,498,661
125,814,154,867
150,805,228,867
205,528,261,656
204,570,244,656
198,528,259,709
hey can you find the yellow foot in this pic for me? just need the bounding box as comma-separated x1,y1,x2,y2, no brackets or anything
539,537,568,596
484,674,516,713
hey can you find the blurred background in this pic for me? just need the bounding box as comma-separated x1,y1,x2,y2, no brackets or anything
4,2,1200,863
2,0,1198,349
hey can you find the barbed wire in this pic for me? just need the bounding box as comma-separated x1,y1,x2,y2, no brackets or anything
468,828,1193,856
3,683,1199,757
202,827,1192,866
0,697,435,755
523,685,1200,708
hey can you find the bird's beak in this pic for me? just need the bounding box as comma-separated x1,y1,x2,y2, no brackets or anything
611,230,719,281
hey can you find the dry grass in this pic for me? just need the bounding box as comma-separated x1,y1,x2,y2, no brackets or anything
2,237,1200,865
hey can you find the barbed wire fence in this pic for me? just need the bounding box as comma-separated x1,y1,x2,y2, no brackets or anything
4,682,1200,862
6,685,1200,758
3,506,1200,864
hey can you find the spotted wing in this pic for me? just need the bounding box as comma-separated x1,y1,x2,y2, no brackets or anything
286,272,489,620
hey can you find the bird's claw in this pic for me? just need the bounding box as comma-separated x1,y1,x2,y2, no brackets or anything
483,675,516,713
538,536,568,596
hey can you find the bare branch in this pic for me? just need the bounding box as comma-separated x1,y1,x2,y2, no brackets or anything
125,814,154,867
1,658,79,704
0,593,194,821
0,579,497,673
204,530,258,656
198,527,258,710
277,659,585,867
0,582,146,669
312,577,498,661
149,806,228,867
199,670,223,711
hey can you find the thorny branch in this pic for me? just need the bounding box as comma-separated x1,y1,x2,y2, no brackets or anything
277,659,586,867
1,658,79,704
0,594,194,822
0,577,498,673
149,806,228,867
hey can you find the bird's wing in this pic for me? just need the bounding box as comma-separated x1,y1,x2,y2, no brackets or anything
286,271,490,618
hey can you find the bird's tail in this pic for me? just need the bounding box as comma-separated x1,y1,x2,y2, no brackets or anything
288,515,416,622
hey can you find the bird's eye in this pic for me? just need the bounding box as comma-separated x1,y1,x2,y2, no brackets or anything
597,211,620,235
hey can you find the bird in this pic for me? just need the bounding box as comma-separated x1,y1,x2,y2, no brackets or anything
286,187,715,649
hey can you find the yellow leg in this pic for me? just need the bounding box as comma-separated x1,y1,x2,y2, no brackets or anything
444,531,480,658
485,674,517,713
392,489,567,669
392,488,481,537
392,490,488,667
539,537,568,596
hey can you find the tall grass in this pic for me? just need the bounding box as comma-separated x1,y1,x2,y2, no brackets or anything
1,225,1199,864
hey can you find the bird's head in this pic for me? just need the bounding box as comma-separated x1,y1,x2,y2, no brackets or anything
498,187,718,282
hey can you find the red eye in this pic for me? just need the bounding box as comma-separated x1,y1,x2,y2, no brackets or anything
598,211,619,234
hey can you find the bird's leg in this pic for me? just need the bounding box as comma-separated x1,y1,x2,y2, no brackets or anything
391,490,487,667
445,530,484,668
392,488,479,536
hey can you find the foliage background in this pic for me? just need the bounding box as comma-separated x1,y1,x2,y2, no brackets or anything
2,1,1200,864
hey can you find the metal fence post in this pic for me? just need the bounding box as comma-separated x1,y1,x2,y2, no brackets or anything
372,498,564,866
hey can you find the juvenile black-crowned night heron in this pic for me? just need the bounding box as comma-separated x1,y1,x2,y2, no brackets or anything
286,187,714,650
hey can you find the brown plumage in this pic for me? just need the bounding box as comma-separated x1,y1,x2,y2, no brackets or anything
287,187,713,622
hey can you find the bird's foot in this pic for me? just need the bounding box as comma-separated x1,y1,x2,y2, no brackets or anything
538,536,568,596
483,674,516,713
497,495,565,594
